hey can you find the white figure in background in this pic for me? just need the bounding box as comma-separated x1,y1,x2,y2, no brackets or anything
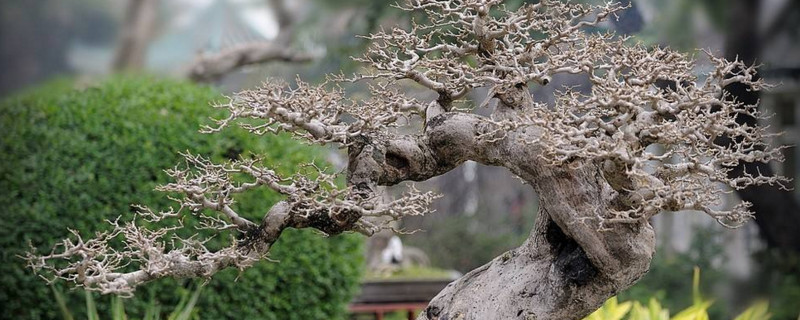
381,235,403,265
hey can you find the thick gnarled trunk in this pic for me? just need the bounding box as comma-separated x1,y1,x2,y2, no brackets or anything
420,166,654,320
418,122,654,320
345,109,656,320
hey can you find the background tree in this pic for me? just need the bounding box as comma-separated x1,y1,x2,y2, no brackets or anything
112,0,157,71
0,0,117,96
27,1,786,319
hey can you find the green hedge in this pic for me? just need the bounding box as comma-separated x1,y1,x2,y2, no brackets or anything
0,77,363,319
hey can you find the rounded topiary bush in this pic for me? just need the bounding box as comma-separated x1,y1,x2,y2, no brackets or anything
0,77,363,320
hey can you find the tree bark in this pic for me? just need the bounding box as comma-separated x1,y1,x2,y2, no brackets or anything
187,44,313,83
416,114,654,320
112,0,157,71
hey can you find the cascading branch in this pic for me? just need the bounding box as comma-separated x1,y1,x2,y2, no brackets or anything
27,0,786,318
26,151,436,295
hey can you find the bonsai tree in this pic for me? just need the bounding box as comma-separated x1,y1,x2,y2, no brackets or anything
27,0,785,319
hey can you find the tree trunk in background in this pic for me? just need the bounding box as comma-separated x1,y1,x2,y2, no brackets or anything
0,1,72,96
112,0,157,71
724,0,800,253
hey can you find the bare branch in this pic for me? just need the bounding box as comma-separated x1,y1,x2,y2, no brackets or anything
185,0,316,82
25,151,436,294
188,43,315,83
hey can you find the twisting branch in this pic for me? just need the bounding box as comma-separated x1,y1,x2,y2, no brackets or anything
185,0,316,82
188,44,315,83
25,152,436,294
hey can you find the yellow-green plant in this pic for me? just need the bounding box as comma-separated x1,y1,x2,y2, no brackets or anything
584,267,772,320
670,267,713,320
584,297,633,320
732,301,771,320
628,298,670,320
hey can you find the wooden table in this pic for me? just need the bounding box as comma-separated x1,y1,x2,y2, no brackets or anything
349,279,453,320
349,302,427,320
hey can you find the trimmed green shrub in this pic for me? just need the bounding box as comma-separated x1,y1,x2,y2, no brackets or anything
0,77,363,320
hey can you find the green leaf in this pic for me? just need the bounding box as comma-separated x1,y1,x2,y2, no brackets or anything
648,298,670,320
692,266,702,306
671,301,713,320
627,302,648,320
50,286,74,320
110,296,127,320
173,286,202,320
734,300,771,320
584,297,632,320
142,298,160,320
85,291,99,320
